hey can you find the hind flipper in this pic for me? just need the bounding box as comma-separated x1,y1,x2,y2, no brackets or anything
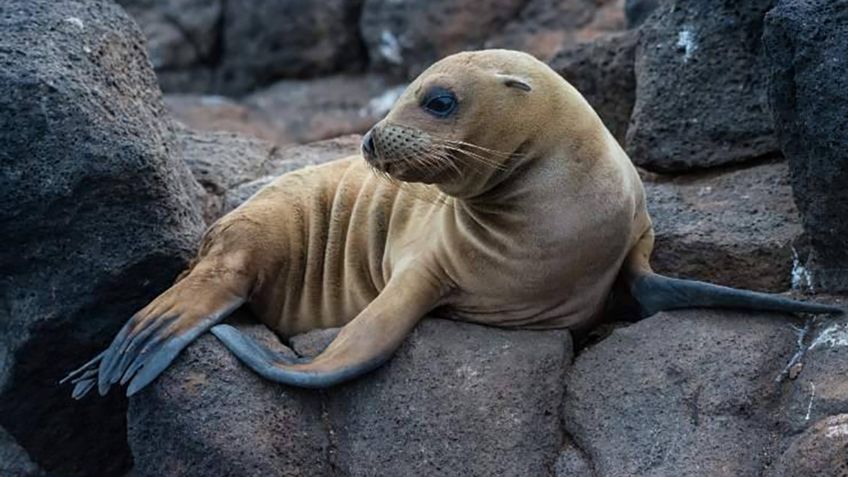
212,270,446,388
62,257,252,399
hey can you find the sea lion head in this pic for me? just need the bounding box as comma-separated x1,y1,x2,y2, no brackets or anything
362,49,569,199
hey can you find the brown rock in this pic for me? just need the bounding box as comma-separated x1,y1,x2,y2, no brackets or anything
328,319,572,476
768,414,848,477
165,95,279,144
550,29,637,143
564,309,799,477
645,160,803,292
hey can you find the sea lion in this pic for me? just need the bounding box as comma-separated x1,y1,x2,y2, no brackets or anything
63,49,841,397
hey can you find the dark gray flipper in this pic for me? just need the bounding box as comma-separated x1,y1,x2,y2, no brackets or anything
211,325,385,389
630,273,844,317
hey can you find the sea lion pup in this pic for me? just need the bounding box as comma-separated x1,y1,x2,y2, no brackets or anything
63,50,841,398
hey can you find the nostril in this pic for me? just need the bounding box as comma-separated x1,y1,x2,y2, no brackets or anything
362,131,375,155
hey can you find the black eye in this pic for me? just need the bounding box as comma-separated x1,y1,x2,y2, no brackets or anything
421,88,457,118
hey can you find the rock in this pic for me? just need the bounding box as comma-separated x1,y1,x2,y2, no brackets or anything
244,75,405,145
768,414,848,477
644,160,803,292
764,0,848,292
165,94,280,144
128,314,331,477
222,135,362,214
176,128,277,221
0,1,204,475
328,319,572,476
360,0,527,78
487,0,626,62
626,0,779,172
550,30,638,143
555,443,595,477
624,0,662,28
563,309,799,477
166,76,404,147
129,317,571,476
217,0,366,94
0,427,42,477
778,318,848,435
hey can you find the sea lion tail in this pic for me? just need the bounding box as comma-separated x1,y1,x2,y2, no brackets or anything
629,272,843,317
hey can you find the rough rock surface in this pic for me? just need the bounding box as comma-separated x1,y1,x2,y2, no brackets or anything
129,318,572,476
0,1,204,475
564,309,800,477
626,0,779,172
764,0,848,292
644,160,803,292
550,29,637,143
768,414,848,477
624,0,661,28
486,0,626,62
0,427,42,477
328,319,571,476
128,313,331,477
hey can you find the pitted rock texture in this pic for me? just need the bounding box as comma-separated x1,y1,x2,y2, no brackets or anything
128,318,573,476
564,309,800,477
0,0,204,475
764,0,848,292
644,160,803,292
767,414,848,477
550,29,637,144
626,0,779,172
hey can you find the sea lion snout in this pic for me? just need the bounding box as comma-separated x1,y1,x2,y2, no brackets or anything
361,129,376,159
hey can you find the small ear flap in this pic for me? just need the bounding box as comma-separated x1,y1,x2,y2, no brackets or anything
497,74,532,92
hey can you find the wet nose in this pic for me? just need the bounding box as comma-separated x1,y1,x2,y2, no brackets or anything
362,130,375,156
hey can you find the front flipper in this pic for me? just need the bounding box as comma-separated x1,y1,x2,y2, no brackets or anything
62,263,250,398
212,270,447,388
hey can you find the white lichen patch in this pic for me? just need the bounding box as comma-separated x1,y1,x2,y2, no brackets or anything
378,30,403,65
810,322,848,350
676,28,697,63
360,85,407,118
825,422,848,439
791,247,815,292
65,17,85,29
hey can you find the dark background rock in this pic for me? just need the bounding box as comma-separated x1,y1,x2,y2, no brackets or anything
128,313,331,477
626,0,779,172
485,0,626,63
624,0,661,28
360,0,527,78
764,0,848,292
564,309,799,477
218,0,367,95
645,160,803,292
0,1,204,475
550,29,637,144
328,319,572,476
0,427,42,477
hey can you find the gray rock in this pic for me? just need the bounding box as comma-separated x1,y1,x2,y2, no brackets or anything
626,0,779,172
360,0,526,78
217,0,366,94
645,160,803,292
223,135,362,214
767,414,848,477
0,427,42,477
328,319,572,476
550,30,638,144
128,314,331,477
764,0,848,292
624,0,661,28
554,443,595,477
0,1,204,475
564,309,799,477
